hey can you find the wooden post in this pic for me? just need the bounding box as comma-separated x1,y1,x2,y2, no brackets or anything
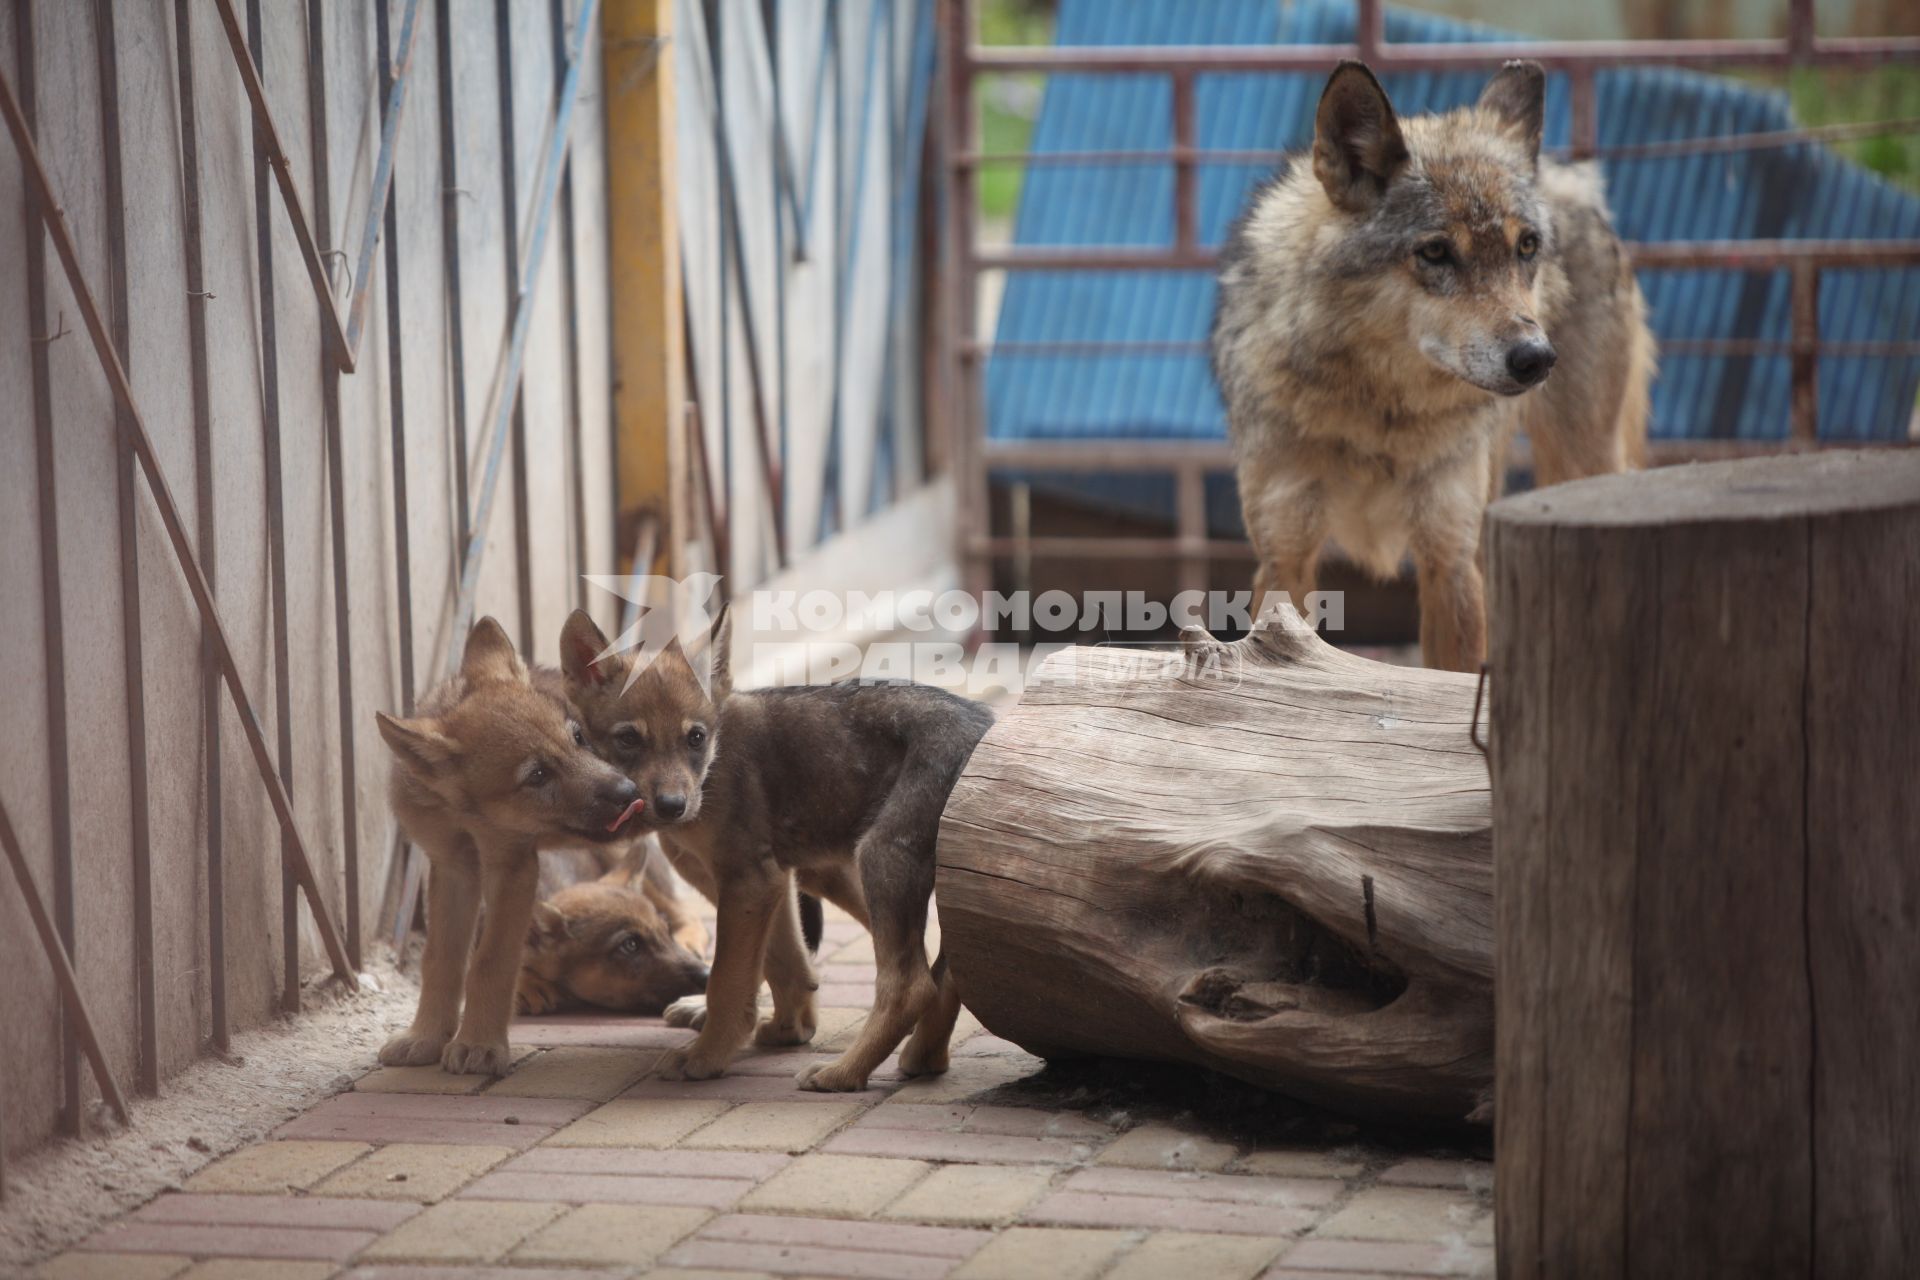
936,610,1494,1122
605,0,686,578
1487,450,1920,1279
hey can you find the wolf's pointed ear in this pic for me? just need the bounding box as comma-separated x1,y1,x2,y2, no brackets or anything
1314,61,1409,214
377,711,457,775
706,606,733,703
1478,60,1545,167
527,900,569,947
560,608,623,687
461,616,526,686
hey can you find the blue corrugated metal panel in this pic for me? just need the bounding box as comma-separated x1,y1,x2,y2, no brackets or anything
988,0,1920,531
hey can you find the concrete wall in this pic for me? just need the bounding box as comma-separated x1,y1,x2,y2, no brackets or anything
0,0,617,1161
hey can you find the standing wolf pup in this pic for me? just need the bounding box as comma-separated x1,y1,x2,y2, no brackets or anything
1212,60,1653,671
559,608,995,1091
376,618,645,1074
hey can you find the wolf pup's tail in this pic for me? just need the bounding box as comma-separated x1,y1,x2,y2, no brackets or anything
800,893,824,954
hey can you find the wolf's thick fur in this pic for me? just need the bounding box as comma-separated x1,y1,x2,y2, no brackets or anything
559,608,995,1091
516,845,712,1016
376,618,644,1075
1212,60,1653,670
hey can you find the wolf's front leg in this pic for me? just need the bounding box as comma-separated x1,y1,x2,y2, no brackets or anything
444,848,539,1075
1410,468,1487,673
380,850,479,1066
1241,475,1326,623
756,877,819,1047
656,867,782,1080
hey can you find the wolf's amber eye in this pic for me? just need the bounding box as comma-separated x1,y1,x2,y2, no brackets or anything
524,764,551,788
614,726,642,749
1417,241,1452,265
687,726,708,750
617,935,642,955
1517,232,1540,260
570,723,585,746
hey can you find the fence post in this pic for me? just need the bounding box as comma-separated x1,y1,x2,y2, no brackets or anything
605,0,688,582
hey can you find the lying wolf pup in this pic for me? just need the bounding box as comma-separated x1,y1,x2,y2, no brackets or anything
376,618,644,1074
516,845,711,1017
1212,60,1653,671
559,607,995,1091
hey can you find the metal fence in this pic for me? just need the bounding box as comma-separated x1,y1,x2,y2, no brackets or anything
0,0,617,1181
936,0,1920,596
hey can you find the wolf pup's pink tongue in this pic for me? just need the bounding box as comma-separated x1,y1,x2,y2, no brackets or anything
607,798,646,833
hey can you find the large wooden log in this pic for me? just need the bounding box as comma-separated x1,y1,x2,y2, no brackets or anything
936,610,1493,1123
1487,450,1920,1279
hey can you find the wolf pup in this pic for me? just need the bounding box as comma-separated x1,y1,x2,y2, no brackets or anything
559,607,995,1091
516,847,712,1016
1211,60,1653,671
376,617,645,1074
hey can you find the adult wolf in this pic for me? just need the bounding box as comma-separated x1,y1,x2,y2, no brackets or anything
1212,60,1653,670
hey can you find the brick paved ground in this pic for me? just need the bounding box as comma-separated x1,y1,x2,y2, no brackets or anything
39,906,1493,1279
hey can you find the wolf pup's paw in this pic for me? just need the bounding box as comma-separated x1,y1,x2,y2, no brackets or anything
896,1039,950,1078
441,1038,513,1076
795,1058,869,1093
515,975,565,1017
663,995,707,1030
754,1012,816,1048
655,1042,729,1081
378,1029,451,1067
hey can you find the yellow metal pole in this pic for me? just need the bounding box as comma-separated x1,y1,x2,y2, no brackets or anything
604,0,686,577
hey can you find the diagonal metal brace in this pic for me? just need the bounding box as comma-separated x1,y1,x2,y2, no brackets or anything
208,0,356,370
343,0,423,361
1,793,132,1128
389,0,604,957
0,63,358,989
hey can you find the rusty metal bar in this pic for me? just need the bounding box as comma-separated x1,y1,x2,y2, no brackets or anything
443,0,602,743
1787,0,1816,61
307,0,361,968
552,0,589,609
379,0,418,720
12,0,81,1136
0,58,359,989
1791,262,1821,444
946,0,988,607
1174,463,1208,599
497,0,536,656
342,0,422,363
971,336,1920,359
1171,70,1196,253
208,0,353,371
956,117,1920,170
1568,64,1597,160
1,795,131,1129
971,534,1259,561
1627,239,1920,269
387,0,603,950
706,0,789,568
437,0,472,553
242,0,303,1017
966,38,1920,76
93,0,159,1098
171,0,226,1054
971,238,1920,274
688,398,732,585
1355,0,1383,65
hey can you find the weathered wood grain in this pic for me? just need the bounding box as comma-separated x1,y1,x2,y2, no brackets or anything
1488,449,1920,1278
937,609,1493,1122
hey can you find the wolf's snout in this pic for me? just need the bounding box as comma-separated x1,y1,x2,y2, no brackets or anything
1506,339,1556,387
654,793,689,821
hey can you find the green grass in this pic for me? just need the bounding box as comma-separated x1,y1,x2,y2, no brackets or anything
1787,66,1920,192
975,0,1055,222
